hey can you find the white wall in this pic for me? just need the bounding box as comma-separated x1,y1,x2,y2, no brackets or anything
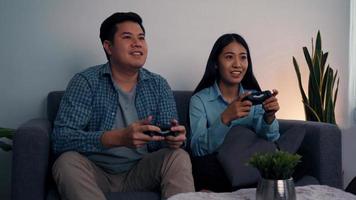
0,0,352,186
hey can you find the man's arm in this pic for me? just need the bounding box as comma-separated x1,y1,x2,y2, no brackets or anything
52,74,105,154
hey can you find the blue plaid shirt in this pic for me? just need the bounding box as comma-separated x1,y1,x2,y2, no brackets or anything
52,63,178,154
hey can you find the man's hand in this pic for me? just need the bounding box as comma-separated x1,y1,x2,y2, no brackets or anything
165,119,186,149
220,92,252,125
262,89,280,124
101,116,164,148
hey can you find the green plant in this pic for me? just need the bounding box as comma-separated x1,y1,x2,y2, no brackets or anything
248,151,301,180
0,127,15,151
293,31,339,124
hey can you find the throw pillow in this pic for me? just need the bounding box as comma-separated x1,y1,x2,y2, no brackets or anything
276,125,306,153
217,125,306,188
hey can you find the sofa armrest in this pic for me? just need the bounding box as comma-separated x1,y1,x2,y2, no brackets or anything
279,119,342,188
12,118,52,200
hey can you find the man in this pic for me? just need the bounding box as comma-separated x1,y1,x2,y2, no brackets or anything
51,12,194,200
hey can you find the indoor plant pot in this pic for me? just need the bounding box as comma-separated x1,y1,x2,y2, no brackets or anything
248,151,301,200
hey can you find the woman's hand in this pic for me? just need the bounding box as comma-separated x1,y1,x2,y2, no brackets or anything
221,92,252,125
262,89,280,124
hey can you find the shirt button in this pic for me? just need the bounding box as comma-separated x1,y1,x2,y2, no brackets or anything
112,112,115,115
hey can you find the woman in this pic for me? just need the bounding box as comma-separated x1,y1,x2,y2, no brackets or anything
189,33,280,191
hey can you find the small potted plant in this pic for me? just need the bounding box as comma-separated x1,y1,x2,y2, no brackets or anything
0,127,14,151
248,150,302,200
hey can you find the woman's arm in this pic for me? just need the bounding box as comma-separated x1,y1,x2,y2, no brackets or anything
189,96,232,157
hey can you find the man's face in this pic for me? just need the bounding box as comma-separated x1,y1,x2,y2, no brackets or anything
105,21,148,70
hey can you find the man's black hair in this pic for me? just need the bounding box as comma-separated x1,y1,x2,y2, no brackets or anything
100,12,145,60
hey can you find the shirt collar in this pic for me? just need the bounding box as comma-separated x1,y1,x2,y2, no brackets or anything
100,62,151,82
208,81,245,101
100,62,112,76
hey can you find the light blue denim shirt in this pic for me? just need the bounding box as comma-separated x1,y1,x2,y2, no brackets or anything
189,82,280,157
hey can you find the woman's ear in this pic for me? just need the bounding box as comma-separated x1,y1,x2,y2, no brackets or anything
103,40,112,56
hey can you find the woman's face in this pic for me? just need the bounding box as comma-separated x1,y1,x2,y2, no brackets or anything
217,41,248,86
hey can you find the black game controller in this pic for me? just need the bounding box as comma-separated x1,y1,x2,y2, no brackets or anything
144,126,179,137
242,90,272,105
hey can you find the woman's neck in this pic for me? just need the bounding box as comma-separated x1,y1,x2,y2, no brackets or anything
218,81,239,103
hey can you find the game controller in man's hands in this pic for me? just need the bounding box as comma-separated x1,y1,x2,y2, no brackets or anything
144,126,179,137
242,90,272,105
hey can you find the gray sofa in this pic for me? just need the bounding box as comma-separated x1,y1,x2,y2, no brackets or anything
11,91,342,200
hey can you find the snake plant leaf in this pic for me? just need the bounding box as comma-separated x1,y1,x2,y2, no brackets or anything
321,64,333,107
324,68,333,122
293,57,308,102
293,57,316,121
321,64,331,110
321,52,328,76
310,52,322,116
304,47,319,95
302,101,321,122
303,47,316,84
315,31,322,54
334,76,340,107
314,31,323,84
323,67,336,123
329,70,339,124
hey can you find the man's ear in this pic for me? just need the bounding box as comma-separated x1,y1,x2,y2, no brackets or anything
103,40,112,56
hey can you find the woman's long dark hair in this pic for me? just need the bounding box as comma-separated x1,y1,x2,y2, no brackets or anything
193,33,261,95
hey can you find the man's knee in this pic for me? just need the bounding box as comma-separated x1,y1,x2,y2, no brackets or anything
52,151,86,180
165,148,192,168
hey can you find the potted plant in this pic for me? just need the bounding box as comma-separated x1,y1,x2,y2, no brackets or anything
0,127,14,151
248,151,301,200
292,31,339,124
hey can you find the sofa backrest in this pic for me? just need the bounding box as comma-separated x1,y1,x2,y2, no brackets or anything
47,91,193,126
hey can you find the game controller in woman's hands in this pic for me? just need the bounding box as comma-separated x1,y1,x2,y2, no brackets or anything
144,126,179,137
242,90,272,105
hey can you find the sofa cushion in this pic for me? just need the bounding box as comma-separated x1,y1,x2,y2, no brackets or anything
276,125,306,153
217,126,276,188
217,125,306,188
